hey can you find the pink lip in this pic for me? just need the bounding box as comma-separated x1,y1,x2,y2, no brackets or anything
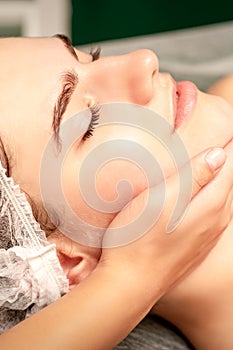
174,81,198,129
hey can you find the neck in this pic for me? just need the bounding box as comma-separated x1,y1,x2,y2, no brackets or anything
151,218,233,349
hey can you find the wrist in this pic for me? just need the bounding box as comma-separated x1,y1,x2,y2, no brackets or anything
96,258,166,309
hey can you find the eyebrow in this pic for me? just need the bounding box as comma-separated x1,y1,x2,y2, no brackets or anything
52,34,79,147
52,71,78,148
53,33,79,62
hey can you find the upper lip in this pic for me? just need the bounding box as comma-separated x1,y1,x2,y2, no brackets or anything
167,75,178,127
172,82,178,126
159,73,178,127
152,73,195,128
173,79,198,129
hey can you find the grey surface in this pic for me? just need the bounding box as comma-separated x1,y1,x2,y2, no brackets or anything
79,20,233,92
114,316,194,350
78,21,233,349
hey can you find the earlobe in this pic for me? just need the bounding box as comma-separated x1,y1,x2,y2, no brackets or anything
47,231,100,289
65,255,97,290
58,250,98,289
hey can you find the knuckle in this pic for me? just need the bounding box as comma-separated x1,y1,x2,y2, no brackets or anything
215,210,230,233
192,175,204,192
211,200,224,213
192,163,212,192
207,192,227,213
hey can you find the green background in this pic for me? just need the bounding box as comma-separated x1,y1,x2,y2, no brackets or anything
71,0,233,45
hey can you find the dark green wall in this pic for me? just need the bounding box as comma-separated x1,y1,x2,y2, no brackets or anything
71,0,233,45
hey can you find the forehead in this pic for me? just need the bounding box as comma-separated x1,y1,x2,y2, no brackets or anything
0,37,74,74
0,36,64,57
0,36,92,66
0,39,56,134
0,37,72,107
0,37,92,92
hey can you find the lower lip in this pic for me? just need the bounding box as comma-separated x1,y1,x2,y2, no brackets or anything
174,81,198,129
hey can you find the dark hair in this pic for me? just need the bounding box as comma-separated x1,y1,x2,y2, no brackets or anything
0,136,57,237
25,194,58,237
0,136,9,176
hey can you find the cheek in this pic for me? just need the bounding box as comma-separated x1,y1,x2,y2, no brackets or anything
95,159,148,204
61,151,148,228
61,124,180,228
61,153,148,229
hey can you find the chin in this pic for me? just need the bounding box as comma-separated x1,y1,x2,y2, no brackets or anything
208,93,233,144
177,91,233,159
210,93,233,117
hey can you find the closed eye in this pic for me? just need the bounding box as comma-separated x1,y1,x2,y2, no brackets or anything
83,104,100,141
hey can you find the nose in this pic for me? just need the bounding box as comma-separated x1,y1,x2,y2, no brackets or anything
84,49,159,105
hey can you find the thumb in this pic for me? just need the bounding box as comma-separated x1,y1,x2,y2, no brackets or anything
165,147,226,233
191,147,226,198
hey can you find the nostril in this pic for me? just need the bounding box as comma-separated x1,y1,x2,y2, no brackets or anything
136,49,159,72
152,68,157,78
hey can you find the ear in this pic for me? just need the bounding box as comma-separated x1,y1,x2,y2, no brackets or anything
47,231,101,290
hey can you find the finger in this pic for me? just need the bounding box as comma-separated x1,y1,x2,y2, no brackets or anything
190,147,226,199
201,138,233,200
219,137,233,184
107,147,227,236
171,158,230,239
147,147,226,233
164,147,226,233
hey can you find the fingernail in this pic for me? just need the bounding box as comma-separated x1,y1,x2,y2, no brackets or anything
205,148,226,170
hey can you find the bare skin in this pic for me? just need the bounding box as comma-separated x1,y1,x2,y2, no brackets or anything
151,74,233,350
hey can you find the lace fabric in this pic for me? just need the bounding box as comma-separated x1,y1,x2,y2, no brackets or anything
0,162,69,333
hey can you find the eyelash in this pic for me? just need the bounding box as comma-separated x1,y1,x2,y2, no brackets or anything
89,47,101,61
81,48,101,140
83,104,100,140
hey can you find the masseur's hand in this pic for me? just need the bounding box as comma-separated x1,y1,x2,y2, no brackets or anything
100,143,233,305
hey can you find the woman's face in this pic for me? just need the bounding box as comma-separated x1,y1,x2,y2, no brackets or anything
1,36,233,238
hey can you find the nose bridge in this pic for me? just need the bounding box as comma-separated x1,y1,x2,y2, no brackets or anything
92,49,159,77
121,49,159,104
84,49,159,105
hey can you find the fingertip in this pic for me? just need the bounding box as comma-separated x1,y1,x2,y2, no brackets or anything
205,148,226,171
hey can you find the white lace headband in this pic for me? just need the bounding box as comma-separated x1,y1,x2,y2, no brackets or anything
0,162,68,333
